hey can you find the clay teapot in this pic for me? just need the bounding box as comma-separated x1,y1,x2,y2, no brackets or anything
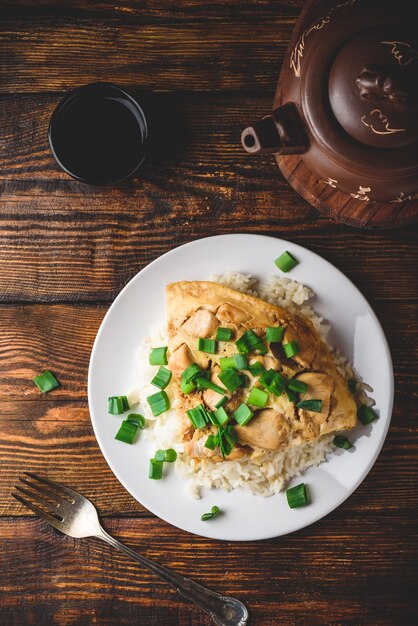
241,0,418,217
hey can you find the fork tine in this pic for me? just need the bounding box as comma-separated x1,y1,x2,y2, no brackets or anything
12,492,64,532
24,472,77,502
19,477,62,506
15,484,59,511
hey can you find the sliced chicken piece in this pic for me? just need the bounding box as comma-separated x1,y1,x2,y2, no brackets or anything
168,343,193,379
327,375,357,432
216,302,249,325
296,371,335,421
181,308,219,338
283,317,318,368
234,408,290,451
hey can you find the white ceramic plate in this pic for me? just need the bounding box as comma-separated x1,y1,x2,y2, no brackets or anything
88,234,393,541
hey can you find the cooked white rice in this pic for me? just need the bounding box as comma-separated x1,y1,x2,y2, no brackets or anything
131,273,372,499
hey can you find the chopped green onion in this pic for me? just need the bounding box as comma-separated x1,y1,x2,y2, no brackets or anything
147,390,170,416
197,338,217,354
217,425,237,457
151,366,172,390
358,404,378,425
186,404,209,429
33,370,60,393
154,449,166,462
266,326,284,343
200,369,211,380
286,483,309,508
205,434,216,450
275,251,298,273
259,369,286,396
165,448,177,462
214,406,229,426
149,459,163,480
215,395,228,409
233,403,254,426
194,376,225,395
333,435,352,449
206,410,219,426
115,420,139,444
296,399,322,412
108,395,130,415
248,361,265,377
180,379,196,395
181,363,201,384
236,329,266,355
283,341,300,358
233,354,248,370
218,367,242,392
219,356,237,371
348,379,357,394
247,386,269,408
216,327,233,341
149,347,168,366
288,378,308,394
286,387,298,403
201,505,221,521
239,373,250,388
126,413,146,429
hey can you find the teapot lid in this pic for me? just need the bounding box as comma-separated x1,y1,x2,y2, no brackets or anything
328,26,418,149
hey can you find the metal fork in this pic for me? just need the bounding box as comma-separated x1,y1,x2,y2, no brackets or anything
12,473,248,626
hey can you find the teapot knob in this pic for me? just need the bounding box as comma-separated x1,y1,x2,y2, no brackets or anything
355,64,409,109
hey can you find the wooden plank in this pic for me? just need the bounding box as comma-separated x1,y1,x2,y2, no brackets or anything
0,516,417,625
0,19,294,93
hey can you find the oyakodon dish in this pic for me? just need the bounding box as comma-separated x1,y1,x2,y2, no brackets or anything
167,281,357,462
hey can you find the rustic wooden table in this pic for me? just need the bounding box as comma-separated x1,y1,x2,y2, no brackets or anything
1,1,417,624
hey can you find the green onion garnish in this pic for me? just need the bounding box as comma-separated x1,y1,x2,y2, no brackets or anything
266,326,284,343
358,404,378,425
219,356,237,371
197,338,217,354
206,410,219,426
286,387,298,403
233,403,254,426
214,406,229,426
333,435,352,449
218,367,242,392
126,413,146,429
205,434,216,450
115,420,139,444
248,361,265,377
154,449,166,462
215,395,228,409
348,379,357,394
33,370,60,393
259,369,286,396
149,459,163,480
275,251,298,273
194,376,225,395
180,379,196,395
247,386,269,408
286,483,309,508
234,354,248,370
218,424,238,457
296,399,322,412
108,395,130,415
181,363,201,384
165,448,177,462
216,327,233,341
236,329,266,355
287,378,308,394
151,366,172,390
239,373,250,388
186,404,209,429
283,341,300,358
201,505,221,521
147,390,170,416
149,347,168,366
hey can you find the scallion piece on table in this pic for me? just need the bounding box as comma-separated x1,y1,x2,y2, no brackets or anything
215,395,228,409
149,459,163,480
201,505,221,521
154,449,166,462
236,329,266,355
147,390,170,416
348,379,357,394
197,338,217,354
283,341,300,358
149,347,168,366
287,378,308,394
358,404,378,425
218,368,242,393
164,448,177,462
194,376,225,395
296,399,322,412
151,366,172,390
274,251,298,273
248,361,265,377
233,403,254,426
216,327,233,341
186,404,209,429
204,434,216,450
247,386,269,408
286,483,309,508
126,413,146,429
233,354,248,370
180,379,196,395
115,420,139,444
219,356,236,371
333,435,352,449
108,395,130,415
33,370,60,393
181,363,201,384
266,326,284,343
214,406,229,426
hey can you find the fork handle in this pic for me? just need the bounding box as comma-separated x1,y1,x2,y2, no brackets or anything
96,528,248,626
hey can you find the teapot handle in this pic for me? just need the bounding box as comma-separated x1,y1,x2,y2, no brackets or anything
241,103,308,155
